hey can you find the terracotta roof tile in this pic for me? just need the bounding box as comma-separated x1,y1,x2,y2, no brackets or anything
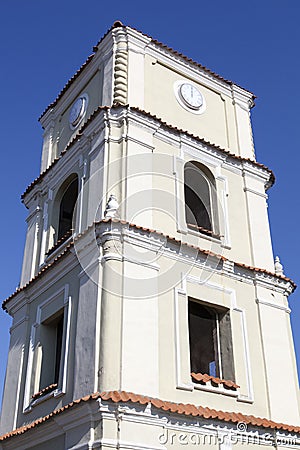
23,105,274,201
100,219,296,288
38,54,95,122
38,21,128,121
39,21,254,122
2,239,73,310
126,26,255,97
191,372,240,390
46,229,73,256
31,384,57,400
2,390,299,442
128,105,274,184
2,218,296,311
22,106,109,201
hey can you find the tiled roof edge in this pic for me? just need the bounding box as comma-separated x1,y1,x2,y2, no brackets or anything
38,54,95,122
125,26,255,98
39,21,255,123
0,390,299,442
191,372,240,390
96,218,294,287
37,21,123,121
22,106,109,200
128,105,274,185
22,105,274,200
2,240,74,311
2,218,295,310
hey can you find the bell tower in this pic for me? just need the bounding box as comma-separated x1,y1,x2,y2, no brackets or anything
0,21,299,450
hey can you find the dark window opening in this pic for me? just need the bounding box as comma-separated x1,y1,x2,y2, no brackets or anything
184,184,212,231
184,162,216,234
188,301,219,377
39,310,64,392
57,178,78,241
188,299,235,381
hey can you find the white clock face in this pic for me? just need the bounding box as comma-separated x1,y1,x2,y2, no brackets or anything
69,95,88,128
179,83,203,110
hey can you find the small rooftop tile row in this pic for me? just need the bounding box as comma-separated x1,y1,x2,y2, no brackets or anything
0,390,299,442
39,21,254,121
22,105,275,200
2,218,296,311
31,384,58,400
191,372,240,390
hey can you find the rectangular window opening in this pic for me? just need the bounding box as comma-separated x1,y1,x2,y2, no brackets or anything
188,299,235,382
39,309,64,393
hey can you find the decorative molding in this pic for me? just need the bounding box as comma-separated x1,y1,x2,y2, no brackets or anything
243,186,268,199
104,194,120,219
6,395,299,450
223,260,234,273
9,316,29,333
113,27,128,104
146,37,234,99
256,297,291,314
274,255,284,277
173,284,194,391
25,205,41,224
193,382,238,397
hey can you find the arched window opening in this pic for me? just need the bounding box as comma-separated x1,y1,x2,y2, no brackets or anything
184,162,217,235
57,177,78,242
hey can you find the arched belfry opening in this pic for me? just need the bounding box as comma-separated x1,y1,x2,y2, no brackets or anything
55,174,79,242
184,161,218,234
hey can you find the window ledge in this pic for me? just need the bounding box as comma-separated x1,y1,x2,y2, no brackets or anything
187,224,222,240
191,372,239,397
42,231,74,266
24,386,64,413
31,383,58,400
179,225,222,244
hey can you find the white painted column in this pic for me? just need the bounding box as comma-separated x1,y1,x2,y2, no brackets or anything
39,189,53,266
98,236,123,392
232,86,255,160
256,294,300,424
40,121,55,172
20,203,42,287
0,304,28,434
243,170,274,271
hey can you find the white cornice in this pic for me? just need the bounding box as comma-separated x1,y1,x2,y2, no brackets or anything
256,297,291,314
3,251,78,315
2,397,298,450
231,84,255,109
24,107,272,207
23,113,107,208
146,43,234,99
242,161,270,183
126,27,152,52
95,221,294,296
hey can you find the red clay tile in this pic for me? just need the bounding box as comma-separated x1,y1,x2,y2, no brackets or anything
40,22,254,123
23,105,274,201
191,372,240,390
2,218,296,312
31,384,57,400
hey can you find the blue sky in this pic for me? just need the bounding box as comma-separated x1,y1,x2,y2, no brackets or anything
0,1,299,405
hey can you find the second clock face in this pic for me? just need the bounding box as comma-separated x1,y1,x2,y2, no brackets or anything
179,83,203,110
69,94,88,128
